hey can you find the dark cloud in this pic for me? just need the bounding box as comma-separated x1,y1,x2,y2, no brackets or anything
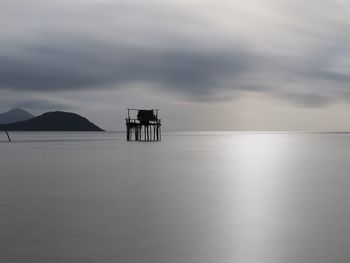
0,35,252,101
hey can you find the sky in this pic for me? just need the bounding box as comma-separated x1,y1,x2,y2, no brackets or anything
1,0,350,131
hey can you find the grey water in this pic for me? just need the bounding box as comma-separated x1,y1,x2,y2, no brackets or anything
1,131,350,263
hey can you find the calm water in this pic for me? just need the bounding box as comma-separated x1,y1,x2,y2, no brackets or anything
1,131,350,262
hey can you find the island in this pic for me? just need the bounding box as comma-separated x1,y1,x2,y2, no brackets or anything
0,111,104,131
0,108,34,124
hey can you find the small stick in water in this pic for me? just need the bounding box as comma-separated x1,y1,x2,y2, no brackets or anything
5,130,11,142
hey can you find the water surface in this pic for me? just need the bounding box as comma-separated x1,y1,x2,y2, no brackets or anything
1,132,350,262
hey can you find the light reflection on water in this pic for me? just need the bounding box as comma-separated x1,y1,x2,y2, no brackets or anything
1,132,350,262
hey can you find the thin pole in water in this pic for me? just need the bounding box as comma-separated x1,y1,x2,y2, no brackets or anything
5,130,11,142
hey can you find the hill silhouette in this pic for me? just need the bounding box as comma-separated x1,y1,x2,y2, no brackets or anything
0,111,104,131
0,108,34,124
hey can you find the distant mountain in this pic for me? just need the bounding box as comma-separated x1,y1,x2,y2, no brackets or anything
0,111,104,131
0,108,34,124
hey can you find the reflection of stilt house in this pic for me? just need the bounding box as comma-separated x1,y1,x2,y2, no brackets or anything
126,109,161,141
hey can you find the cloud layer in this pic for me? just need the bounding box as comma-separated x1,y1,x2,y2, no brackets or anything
1,0,350,107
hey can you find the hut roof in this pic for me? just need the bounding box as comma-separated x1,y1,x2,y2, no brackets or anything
137,110,156,123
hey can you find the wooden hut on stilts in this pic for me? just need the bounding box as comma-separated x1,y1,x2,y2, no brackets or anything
125,109,161,141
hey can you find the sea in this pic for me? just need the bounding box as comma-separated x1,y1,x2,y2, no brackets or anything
1,131,350,263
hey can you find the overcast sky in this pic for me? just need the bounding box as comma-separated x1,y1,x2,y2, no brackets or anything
2,0,350,130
